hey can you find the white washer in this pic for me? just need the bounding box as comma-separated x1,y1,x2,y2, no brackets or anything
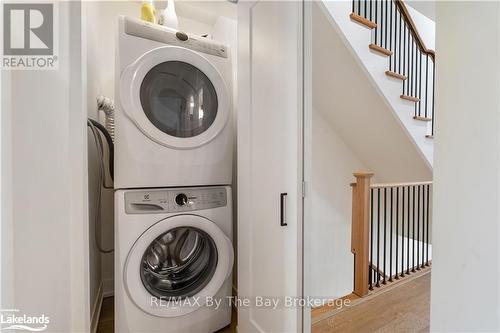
115,16,233,189
115,186,233,332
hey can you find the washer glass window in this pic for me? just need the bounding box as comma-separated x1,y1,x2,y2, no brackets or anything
140,61,218,138
140,226,218,299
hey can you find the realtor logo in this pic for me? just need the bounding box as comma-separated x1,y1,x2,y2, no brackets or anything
1,2,58,69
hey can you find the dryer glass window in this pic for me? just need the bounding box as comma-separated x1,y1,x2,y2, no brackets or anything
140,61,219,138
140,226,218,299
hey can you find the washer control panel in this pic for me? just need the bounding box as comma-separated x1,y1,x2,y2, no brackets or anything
125,187,227,214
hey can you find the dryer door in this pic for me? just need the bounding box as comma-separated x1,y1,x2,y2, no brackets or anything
125,214,233,317
119,46,230,149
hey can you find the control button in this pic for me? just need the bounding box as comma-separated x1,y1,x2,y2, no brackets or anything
176,31,188,41
175,193,188,206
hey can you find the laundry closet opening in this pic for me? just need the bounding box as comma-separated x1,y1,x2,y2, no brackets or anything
84,2,237,332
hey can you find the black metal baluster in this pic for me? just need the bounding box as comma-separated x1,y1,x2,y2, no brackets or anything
377,188,381,287
370,0,373,21
432,60,435,136
364,0,367,18
398,12,402,74
357,0,361,15
352,0,355,14
414,43,417,116
405,26,409,94
384,0,388,49
389,0,393,71
421,185,426,268
410,31,413,97
383,187,387,284
374,0,378,45
412,185,416,272
395,187,399,279
411,36,414,98
419,51,422,117
403,21,407,93
370,188,374,289
407,32,411,96
406,185,410,275
426,184,430,266
414,37,417,99
378,0,384,47
401,186,405,277
389,187,393,282
414,42,417,116
416,185,421,270
390,1,394,70
425,54,429,118
411,36,417,99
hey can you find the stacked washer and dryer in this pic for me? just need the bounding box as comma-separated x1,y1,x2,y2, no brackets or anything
114,16,234,332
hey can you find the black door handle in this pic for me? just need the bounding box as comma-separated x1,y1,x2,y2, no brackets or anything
280,193,287,226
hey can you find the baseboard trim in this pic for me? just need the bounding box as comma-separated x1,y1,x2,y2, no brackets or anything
90,282,104,333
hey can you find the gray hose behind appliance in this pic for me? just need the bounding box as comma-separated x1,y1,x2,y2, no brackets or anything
87,119,114,254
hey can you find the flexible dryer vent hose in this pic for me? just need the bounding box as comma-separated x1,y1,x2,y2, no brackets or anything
96,96,115,142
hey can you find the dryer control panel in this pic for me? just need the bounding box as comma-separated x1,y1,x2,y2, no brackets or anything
125,187,227,214
123,16,228,58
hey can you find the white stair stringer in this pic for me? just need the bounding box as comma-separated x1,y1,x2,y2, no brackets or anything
318,1,433,167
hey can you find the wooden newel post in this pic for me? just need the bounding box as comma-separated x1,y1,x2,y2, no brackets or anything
351,172,373,297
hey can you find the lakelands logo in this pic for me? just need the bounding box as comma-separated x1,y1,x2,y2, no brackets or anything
0,309,50,331
1,2,58,69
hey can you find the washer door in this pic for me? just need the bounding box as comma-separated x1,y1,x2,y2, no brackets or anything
125,214,233,317
120,46,230,149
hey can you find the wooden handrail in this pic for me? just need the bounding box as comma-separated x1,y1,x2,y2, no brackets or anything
370,181,433,188
351,172,373,297
395,0,435,60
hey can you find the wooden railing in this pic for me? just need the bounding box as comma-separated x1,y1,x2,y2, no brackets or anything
351,172,432,296
352,0,436,137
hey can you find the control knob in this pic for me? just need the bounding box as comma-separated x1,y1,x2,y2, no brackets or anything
175,193,188,206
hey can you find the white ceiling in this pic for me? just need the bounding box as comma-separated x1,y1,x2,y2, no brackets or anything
406,1,435,21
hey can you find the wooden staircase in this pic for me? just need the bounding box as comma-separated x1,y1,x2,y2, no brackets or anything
350,0,436,139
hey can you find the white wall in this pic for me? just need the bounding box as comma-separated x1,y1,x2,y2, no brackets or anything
1,2,89,332
431,2,500,331
406,5,435,50
406,1,435,22
308,108,368,300
84,2,139,315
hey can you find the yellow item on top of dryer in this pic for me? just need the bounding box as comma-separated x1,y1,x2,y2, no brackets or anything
141,0,156,23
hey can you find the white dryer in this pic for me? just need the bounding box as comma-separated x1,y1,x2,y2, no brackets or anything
115,16,233,189
115,186,233,332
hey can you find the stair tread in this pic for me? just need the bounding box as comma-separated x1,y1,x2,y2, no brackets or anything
385,71,407,80
350,13,377,29
369,44,393,56
414,116,432,121
400,94,420,102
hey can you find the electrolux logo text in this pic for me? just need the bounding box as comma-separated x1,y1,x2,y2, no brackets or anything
1,2,58,69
